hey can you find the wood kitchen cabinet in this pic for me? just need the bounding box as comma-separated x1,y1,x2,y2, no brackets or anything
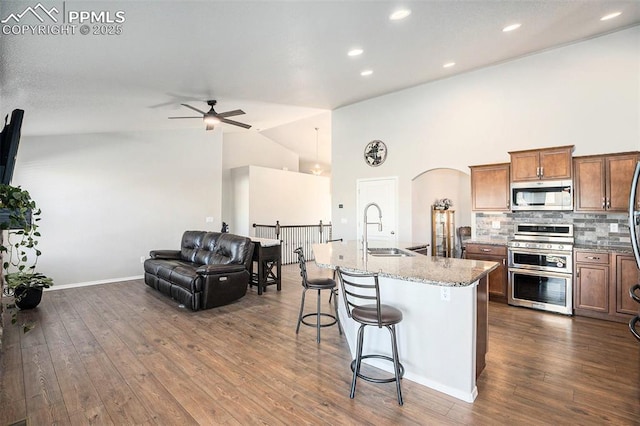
615,253,640,316
464,243,508,303
469,163,510,212
574,250,610,315
574,249,638,322
509,145,573,182
574,152,640,212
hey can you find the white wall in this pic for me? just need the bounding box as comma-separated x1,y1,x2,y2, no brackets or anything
14,128,223,286
221,131,301,225
228,165,331,235
332,27,640,242
412,168,471,250
223,132,299,172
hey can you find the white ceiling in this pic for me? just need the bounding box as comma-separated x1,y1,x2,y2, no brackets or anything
1,0,639,167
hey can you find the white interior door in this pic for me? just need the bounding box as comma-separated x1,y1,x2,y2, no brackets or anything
357,177,398,244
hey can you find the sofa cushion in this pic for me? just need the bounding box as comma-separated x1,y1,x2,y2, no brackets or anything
144,258,202,292
209,233,251,265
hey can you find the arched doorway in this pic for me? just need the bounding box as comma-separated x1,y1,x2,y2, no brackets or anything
411,168,471,256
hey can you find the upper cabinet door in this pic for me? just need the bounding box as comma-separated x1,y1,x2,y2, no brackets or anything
574,152,640,213
538,147,573,180
606,153,640,212
510,145,573,182
574,156,606,211
510,151,540,182
470,163,510,212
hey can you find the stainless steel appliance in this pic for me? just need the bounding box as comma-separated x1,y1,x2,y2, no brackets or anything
511,180,573,211
508,223,574,315
628,161,640,341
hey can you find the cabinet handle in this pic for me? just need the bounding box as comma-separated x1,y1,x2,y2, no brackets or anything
502,259,506,265
586,256,600,260
602,197,606,209
576,270,580,278
606,198,610,209
507,198,510,208
540,166,544,177
481,248,492,252
536,166,540,177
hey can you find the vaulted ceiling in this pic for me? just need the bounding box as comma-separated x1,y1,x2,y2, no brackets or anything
1,1,639,166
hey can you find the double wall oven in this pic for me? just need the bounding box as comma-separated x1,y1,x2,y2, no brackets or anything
507,224,574,315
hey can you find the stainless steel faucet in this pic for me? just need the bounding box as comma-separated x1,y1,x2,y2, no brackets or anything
363,202,383,253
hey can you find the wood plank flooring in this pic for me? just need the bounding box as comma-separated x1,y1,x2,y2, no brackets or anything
1,263,639,425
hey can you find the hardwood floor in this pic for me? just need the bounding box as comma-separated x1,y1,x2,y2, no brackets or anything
1,263,639,425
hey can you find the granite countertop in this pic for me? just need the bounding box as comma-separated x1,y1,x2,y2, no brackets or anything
312,241,499,287
250,237,280,247
573,244,634,254
463,239,508,247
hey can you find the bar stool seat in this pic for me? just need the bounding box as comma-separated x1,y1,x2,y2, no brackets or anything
294,247,342,343
336,267,405,405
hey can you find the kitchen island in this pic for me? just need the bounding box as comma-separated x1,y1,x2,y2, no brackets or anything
312,241,499,403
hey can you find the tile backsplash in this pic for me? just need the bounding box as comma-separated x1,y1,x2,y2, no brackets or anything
474,211,631,247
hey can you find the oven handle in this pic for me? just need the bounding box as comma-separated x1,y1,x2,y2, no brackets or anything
508,267,573,279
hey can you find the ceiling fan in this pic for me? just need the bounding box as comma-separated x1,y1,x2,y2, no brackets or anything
168,100,251,130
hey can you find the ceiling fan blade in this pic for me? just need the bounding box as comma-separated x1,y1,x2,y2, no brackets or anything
206,123,215,131
220,118,251,129
180,104,207,115
216,109,245,118
168,116,201,119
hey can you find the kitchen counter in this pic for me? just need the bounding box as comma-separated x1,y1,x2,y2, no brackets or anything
464,239,508,247
312,240,498,403
313,241,499,287
573,244,634,254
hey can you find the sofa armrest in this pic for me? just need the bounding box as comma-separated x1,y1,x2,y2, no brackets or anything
197,264,247,276
150,250,181,260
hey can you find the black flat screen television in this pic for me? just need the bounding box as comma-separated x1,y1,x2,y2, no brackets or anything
0,109,24,185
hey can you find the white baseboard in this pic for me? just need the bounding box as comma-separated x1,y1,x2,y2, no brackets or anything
46,275,144,291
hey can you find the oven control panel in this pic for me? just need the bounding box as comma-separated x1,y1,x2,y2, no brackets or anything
508,241,571,252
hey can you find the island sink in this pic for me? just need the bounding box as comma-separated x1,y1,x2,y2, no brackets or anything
367,247,415,257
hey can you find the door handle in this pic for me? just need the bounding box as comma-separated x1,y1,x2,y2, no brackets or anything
390,231,395,235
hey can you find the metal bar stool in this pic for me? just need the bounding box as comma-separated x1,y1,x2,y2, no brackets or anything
335,266,404,405
294,247,342,343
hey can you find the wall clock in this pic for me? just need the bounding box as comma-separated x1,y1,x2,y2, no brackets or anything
364,140,387,167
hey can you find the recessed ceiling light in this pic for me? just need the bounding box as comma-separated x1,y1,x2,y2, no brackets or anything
360,70,373,77
390,9,411,21
503,23,522,32
348,48,364,57
601,12,622,21
443,62,456,68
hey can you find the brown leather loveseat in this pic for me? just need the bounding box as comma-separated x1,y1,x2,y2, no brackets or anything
143,230,254,310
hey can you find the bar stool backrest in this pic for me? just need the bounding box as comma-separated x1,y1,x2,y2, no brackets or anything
293,247,309,288
336,267,383,328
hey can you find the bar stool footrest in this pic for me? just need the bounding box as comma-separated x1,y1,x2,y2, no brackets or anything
351,355,405,384
300,312,338,328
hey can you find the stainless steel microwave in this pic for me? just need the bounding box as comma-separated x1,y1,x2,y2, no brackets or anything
511,180,573,211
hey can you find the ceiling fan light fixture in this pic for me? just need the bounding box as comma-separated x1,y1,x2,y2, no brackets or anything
601,12,621,21
503,23,522,32
389,9,411,21
203,115,221,125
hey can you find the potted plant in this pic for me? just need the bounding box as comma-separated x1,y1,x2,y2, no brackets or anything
0,184,52,330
